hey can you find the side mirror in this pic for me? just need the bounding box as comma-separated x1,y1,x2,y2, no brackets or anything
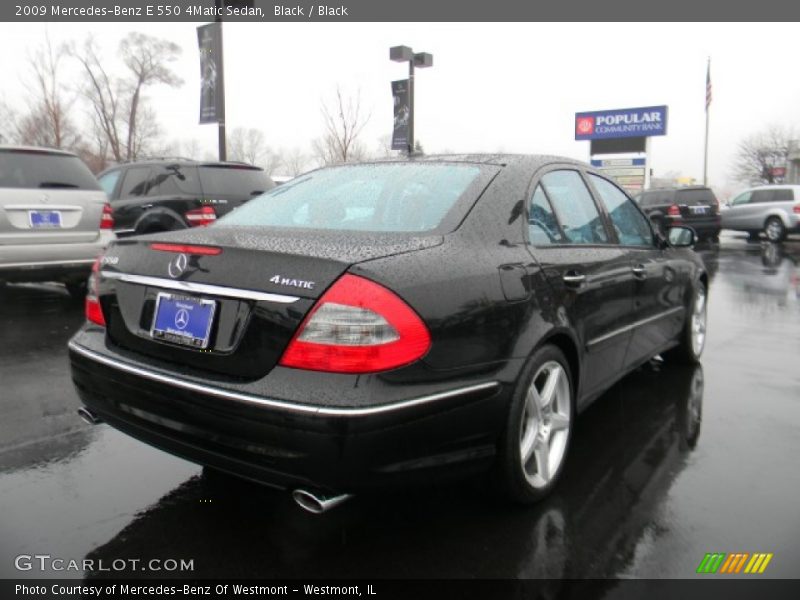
668,226,696,248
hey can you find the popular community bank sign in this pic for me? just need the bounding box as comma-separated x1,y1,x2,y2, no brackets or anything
575,106,668,140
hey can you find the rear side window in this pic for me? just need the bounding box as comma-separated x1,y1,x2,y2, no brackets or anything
197,166,273,197
677,189,716,206
118,167,153,199
589,174,652,246
218,163,483,233
773,188,794,202
751,190,775,203
147,165,201,197
639,191,674,206
0,150,101,190
540,170,609,244
528,184,565,245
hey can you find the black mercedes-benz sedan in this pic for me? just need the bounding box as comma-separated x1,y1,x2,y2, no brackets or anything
68,155,708,512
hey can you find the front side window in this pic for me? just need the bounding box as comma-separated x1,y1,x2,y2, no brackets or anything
589,174,652,246
539,170,608,244
731,191,752,205
218,163,483,233
98,170,121,196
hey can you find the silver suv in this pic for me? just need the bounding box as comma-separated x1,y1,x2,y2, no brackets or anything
0,146,114,297
721,185,800,242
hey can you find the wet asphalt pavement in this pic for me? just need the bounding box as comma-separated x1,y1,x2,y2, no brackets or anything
1,233,799,582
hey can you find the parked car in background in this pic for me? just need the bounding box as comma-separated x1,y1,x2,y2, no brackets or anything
634,186,721,242
721,185,800,242
69,155,707,512
0,146,114,298
97,158,275,236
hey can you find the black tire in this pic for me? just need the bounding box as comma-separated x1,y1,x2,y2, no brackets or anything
663,280,707,365
495,345,575,504
65,280,87,300
764,216,786,243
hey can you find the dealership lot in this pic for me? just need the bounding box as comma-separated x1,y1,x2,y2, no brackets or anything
1,234,798,581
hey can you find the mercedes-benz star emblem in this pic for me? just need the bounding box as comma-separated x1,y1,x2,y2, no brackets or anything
168,253,188,278
174,308,190,330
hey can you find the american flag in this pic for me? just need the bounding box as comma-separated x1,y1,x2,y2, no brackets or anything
705,60,712,112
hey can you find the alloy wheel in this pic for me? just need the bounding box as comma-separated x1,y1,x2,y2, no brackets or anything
519,361,572,489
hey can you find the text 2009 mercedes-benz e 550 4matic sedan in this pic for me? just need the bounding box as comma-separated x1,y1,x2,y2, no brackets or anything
68,155,707,513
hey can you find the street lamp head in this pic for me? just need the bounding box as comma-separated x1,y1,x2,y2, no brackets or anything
413,53,433,68
390,46,414,62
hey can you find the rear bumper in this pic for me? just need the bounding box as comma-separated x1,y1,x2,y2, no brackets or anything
68,329,509,493
0,231,114,282
668,216,721,237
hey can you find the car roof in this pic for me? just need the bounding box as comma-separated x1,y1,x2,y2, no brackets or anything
365,153,590,170
741,184,800,192
0,145,77,157
103,157,263,169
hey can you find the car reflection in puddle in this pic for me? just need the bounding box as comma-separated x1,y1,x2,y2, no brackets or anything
82,362,704,582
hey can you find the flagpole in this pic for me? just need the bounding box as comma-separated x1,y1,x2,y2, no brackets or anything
703,57,711,186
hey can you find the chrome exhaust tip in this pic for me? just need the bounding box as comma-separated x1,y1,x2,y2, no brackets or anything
292,489,353,514
77,406,102,425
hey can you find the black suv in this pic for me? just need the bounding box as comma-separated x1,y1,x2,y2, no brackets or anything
634,186,721,242
97,159,274,235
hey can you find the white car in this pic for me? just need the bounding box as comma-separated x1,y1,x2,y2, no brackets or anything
721,184,800,242
0,146,114,297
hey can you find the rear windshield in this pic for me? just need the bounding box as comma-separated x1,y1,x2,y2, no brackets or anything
638,191,675,206
0,149,101,190
197,165,273,197
218,163,483,233
676,188,716,205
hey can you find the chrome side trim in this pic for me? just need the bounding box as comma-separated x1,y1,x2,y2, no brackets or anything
68,341,501,417
100,271,299,304
0,258,96,269
587,306,684,349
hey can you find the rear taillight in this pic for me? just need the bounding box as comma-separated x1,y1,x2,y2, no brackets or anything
712,200,720,215
667,204,681,217
85,257,106,326
793,205,800,215
279,274,431,373
185,205,216,227
100,203,114,229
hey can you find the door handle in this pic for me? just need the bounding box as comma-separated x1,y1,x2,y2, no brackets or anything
632,264,647,279
562,272,586,286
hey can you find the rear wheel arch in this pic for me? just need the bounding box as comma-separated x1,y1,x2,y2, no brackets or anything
134,209,187,234
535,330,580,400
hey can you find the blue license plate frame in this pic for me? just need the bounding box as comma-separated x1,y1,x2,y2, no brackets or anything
29,210,63,228
150,293,217,349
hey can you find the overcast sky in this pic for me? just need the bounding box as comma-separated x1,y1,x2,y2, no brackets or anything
0,22,798,193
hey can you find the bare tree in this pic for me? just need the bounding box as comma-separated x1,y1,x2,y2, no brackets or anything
72,33,182,163
0,99,18,144
281,147,311,176
311,86,370,166
229,127,266,165
228,127,283,175
732,125,795,185
14,35,81,149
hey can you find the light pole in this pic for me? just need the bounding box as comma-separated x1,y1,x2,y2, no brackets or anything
390,45,433,155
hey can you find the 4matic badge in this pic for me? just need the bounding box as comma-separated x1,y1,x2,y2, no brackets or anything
269,275,315,290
